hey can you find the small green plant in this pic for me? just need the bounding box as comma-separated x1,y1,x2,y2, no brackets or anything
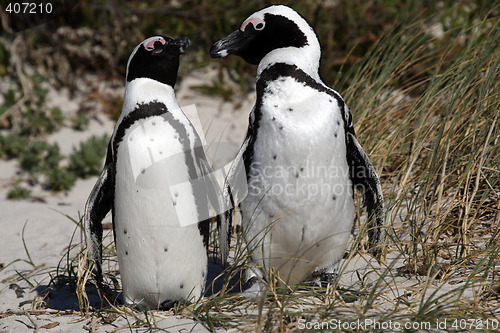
0,89,16,118
46,167,77,191
19,140,62,174
7,185,32,200
50,107,65,126
19,106,58,136
69,134,109,179
71,113,90,131
0,134,29,158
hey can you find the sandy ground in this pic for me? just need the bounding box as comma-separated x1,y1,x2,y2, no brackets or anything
0,67,254,332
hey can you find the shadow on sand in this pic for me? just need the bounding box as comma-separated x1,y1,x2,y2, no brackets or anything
34,256,246,311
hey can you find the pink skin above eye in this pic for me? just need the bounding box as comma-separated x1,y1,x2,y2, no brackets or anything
240,17,265,32
144,37,166,51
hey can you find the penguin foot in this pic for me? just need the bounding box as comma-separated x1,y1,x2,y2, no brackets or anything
336,287,361,303
320,272,337,284
159,299,177,310
93,280,117,308
307,269,338,288
316,272,338,289
240,276,266,298
159,298,191,310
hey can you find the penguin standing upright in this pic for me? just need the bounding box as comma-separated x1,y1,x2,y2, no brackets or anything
210,5,384,296
85,36,222,308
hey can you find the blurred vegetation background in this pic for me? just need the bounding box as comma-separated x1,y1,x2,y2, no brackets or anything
1,0,495,90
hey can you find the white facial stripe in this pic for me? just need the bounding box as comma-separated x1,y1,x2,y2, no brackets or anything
240,17,265,31
144,37,166,50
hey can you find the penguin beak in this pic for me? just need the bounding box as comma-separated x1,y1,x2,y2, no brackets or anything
210,30,253,58
157,36,190,56
172,36,191,54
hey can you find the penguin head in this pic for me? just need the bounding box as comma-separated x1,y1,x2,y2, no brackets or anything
210,5,320,73
126,36,191,87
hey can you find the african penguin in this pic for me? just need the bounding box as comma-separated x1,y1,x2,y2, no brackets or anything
85,36,222,308
210,5,384,296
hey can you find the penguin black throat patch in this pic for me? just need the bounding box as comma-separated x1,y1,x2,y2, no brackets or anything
255,63,350,133
113,101,169,154
112,101,203,182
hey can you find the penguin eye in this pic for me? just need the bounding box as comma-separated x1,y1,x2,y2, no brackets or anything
255,22,265,30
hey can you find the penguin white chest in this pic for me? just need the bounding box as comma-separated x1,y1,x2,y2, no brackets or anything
242,79,355,283
113,115,207,308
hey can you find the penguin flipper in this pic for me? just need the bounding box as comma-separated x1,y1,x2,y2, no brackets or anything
197,156,225,253
84,145,113,292
221,131,253,268
346,131,384,258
